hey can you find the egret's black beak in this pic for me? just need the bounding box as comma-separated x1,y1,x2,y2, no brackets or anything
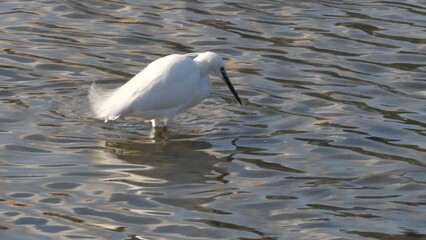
220,68,242,105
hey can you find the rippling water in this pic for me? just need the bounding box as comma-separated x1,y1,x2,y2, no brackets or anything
1,1,425,239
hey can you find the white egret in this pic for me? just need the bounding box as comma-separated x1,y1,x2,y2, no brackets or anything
89,51,242,129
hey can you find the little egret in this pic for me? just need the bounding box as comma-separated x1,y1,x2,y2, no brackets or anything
89,51,242,129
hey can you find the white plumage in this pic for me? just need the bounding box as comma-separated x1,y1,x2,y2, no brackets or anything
89,51,241,128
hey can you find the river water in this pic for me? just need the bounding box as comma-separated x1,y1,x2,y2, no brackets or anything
1,1,425,239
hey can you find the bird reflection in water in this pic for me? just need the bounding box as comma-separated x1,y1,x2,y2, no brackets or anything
95,135,227,186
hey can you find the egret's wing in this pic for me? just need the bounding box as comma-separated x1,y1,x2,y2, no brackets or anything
126,55,201,111
89,54,200,120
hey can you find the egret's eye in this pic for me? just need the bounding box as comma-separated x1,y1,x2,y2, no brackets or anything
220,67,225,71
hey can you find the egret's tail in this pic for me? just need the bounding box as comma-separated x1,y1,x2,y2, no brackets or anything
88,84,121,122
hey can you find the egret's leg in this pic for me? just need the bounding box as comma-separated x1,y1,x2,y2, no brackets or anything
151,119,166,131
163,118,173,131
163,118,172,127
150,118,171,131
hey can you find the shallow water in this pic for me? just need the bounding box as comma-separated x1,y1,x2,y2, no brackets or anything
1,1,426,239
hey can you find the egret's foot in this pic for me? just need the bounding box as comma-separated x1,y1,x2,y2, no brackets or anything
149,126,169,140
153,125,168,132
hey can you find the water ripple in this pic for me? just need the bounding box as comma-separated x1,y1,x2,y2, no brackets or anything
0,0,425,239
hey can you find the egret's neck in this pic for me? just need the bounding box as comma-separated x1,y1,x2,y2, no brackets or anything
192,57,212,101
194,55,212,76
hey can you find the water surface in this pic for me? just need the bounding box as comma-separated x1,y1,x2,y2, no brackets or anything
1,1,425,239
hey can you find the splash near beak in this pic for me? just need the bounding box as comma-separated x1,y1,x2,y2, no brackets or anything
221,68,242,105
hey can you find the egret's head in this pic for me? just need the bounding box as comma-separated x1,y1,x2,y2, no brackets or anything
196,51,242,105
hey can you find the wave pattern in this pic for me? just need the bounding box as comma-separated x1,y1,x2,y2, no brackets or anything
0,0,425,239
